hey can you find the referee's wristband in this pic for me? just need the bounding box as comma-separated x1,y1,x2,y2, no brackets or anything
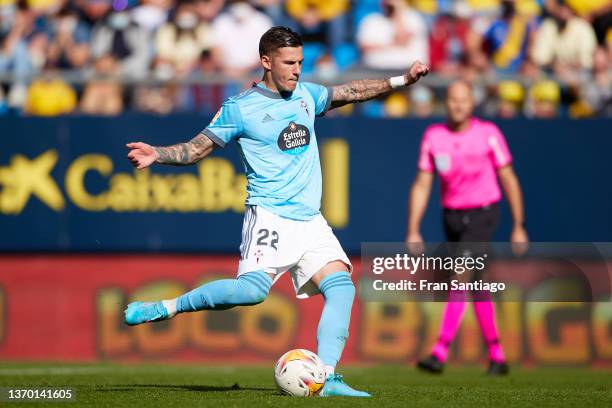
389,75,407,89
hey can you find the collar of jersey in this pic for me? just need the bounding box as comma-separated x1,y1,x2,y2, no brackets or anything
252,81,294,100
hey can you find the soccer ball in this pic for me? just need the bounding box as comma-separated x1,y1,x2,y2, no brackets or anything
274,349,326,397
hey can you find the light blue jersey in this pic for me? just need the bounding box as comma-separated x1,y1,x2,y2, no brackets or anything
201,81,333,221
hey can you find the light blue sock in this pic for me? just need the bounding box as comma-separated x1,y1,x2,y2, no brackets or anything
176,270,272,312
317,271,355,369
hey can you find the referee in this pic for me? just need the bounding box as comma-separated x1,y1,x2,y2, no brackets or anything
406,80,528,375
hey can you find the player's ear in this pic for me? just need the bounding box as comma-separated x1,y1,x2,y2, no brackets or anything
261,54,272,71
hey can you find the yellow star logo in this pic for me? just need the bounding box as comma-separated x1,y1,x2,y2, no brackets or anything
0,149,65,214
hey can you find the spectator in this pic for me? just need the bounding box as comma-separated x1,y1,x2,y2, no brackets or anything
26,0,63,15
465,0,541,18
91,9,151,78
4,3,52,75
571,47,611,117
479,0,537,73
25,66,77,116
131,0,173,32
466,0,503,16
0,5,34,80
194,0,225,22
383,91,409,117
527,79,561,118
531,3,598,77
0,0,608,118
5,82,28,112
428,3,473,76
177,49,226,114
514,0,542,18
156,0,213,77
410,84,435,117
133,84,176,115
456,50,489,82
79,55,123,115
210,0,271,77
28,30,48,73
497,80,524,118
75,0,113,29
518,56,541,80
285,0,349,49
555,0,612,45
312,52,339,81
407,0,448,28
47,7,91,70
251,0,291,27
357,0,429,71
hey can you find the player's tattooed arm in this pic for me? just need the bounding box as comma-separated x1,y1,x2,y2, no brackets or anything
153,133,215,165
330,78,393,108
329,61,430,109
126,133,215,169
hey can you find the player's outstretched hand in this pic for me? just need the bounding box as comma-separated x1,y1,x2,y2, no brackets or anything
126,142,158,169
404,61,430,86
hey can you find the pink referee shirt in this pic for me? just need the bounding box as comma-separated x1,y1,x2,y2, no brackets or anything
418,118,512,210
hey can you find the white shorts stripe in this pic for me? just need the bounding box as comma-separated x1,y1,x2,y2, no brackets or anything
240,206,257,260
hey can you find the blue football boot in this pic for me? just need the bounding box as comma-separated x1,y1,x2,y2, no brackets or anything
124,301,174,326
319,374,371,397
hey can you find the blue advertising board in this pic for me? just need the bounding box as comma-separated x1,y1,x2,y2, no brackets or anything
1,116,611,253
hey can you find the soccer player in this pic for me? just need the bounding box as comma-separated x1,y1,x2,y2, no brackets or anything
406,80,528,375
125,26,429,397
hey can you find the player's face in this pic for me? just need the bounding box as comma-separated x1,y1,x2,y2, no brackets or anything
445,82,474,125
263,46,303,92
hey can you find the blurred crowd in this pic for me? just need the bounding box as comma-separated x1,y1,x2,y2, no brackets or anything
0,0,610,118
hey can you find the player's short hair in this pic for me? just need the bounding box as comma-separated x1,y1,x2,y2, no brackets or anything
259,26,303,57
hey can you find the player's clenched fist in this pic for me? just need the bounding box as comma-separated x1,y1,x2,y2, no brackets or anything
404,61,430,86
126,142,158,169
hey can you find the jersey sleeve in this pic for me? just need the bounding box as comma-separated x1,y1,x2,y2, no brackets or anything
302,82,333,116
201,99,243,148
417,129,435,173
487,124,513,168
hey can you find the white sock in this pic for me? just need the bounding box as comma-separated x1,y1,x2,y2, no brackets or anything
162,298,178,317
324,365,335,378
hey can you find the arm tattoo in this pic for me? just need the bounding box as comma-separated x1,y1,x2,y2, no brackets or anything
153,133,215,165
330,78,393,109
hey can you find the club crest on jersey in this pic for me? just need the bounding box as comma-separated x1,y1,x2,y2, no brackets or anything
277,122,310,155
254,249,264,264
300,100,310,117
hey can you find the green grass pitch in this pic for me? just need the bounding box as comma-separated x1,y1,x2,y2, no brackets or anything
0,363,610,407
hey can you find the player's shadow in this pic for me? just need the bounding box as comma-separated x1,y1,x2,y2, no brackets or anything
97,383,273,393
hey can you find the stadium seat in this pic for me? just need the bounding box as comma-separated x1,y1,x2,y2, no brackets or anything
333,43,359,71
301,43,326,75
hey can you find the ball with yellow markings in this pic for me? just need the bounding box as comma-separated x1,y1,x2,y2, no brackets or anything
274,349,326,397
